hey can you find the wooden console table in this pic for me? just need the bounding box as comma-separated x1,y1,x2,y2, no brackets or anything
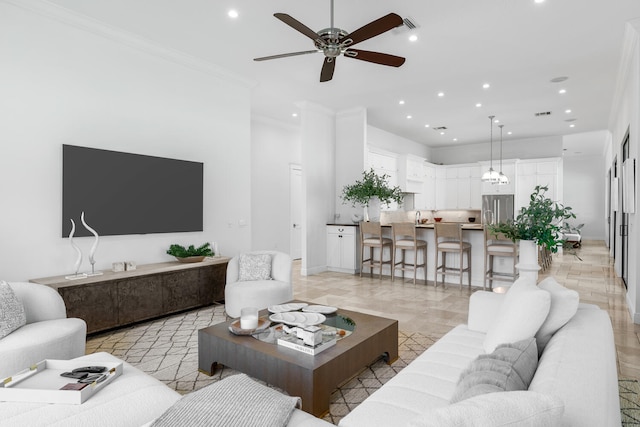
31,257,230,334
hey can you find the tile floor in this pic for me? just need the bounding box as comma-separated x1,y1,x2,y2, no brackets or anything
293,239,640,381
87,239,640,400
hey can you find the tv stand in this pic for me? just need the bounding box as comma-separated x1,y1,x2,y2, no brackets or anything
31,257,230,334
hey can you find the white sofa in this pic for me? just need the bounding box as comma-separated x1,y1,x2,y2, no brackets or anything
224,251,293,318
339,288,621,427
0,282,86,379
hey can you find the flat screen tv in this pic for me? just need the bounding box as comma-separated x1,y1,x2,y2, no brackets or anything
62,144,203,237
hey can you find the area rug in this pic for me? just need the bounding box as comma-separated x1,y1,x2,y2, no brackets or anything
620,378,640,426
86,304,635,425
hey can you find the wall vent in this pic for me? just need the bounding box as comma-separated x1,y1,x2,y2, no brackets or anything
535,111,552,117
433,126,447,131
403,17,419,30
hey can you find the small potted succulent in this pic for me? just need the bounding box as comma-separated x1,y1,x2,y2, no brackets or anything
341,168,403,221
166,242,214,263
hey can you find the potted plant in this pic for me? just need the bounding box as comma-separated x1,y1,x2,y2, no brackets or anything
167,242,214,263
489,185,575,280
341,168,403,221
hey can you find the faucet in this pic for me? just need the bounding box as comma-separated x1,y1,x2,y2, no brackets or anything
415,210,421,224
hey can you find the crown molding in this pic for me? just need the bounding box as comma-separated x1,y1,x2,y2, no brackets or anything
2,0,256,89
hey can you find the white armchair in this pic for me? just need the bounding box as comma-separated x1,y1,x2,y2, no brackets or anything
0,282,87,379
224,251,293,318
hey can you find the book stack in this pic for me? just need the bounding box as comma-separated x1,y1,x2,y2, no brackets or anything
277,334,336,356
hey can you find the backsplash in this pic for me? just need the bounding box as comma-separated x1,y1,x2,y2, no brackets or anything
380,209,482,225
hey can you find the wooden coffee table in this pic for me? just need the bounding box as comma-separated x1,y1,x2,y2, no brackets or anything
198,303,398,417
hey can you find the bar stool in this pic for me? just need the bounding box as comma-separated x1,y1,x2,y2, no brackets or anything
359,221,393,279
434,223,472,289
391,222,427,285
484,226,519,290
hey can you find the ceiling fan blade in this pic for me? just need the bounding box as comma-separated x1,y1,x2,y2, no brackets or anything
343,13,404,47
320,57,336,82
274,13,325,46
344,49,405,67
254,50,319,61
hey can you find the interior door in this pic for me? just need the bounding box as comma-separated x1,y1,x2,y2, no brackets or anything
289,165,302,260
621,134,630,289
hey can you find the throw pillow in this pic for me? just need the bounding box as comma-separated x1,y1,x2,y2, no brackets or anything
151,373,300,427
407,391,564,427
451,338,538,403
483,278,551,353
0,281,26,339
238,253,272,281
535,277,579,355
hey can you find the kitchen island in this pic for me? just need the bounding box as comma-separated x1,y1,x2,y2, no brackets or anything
327,221,515,288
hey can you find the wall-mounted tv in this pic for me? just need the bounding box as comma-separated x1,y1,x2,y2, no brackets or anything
62,144,203,237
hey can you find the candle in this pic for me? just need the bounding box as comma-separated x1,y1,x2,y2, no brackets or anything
240,307,259,330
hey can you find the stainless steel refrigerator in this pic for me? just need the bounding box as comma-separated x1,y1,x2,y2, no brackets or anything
482,194,514,225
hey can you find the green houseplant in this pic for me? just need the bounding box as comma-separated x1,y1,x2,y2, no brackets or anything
489,185,575,252
167,242,214,263
341,169,403,221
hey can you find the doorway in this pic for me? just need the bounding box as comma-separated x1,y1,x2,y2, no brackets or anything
621,132,630,289
289,165,302,260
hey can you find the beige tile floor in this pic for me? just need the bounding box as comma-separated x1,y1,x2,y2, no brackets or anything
293,239,640,382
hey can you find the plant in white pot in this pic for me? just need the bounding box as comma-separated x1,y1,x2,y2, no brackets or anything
341,168,403,222
489,185,575,282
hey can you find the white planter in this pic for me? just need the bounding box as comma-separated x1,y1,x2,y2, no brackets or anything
515,239,541,283
364,197,381,222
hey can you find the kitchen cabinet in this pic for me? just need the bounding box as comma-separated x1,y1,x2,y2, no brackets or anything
441,165,481,209
435,166,447,210
327,225,360,274
422,163,437,210
516,158,561,211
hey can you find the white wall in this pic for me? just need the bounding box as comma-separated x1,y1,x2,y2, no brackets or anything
335,108,367,223
607,20,640,323
251,116,301,253
0,1,252,280
563,155,606,239
299,102,335,276
368,126,431,160
431,135,563,165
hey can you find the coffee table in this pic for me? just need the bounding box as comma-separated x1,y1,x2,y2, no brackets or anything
197,303,398,417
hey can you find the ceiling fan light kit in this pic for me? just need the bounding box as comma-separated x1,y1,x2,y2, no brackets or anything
254,0,406,82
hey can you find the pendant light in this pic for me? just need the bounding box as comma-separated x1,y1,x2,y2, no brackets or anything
481,115,500,183
497,124,510,185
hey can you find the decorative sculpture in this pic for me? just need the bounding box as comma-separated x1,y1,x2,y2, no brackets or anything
65,219,87,280
81,211,102,276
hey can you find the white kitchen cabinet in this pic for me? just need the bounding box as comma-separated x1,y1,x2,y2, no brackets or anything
422,163,437,210
440,164,481,209
516,158,561,211
326,225,359,274
435,166,447,210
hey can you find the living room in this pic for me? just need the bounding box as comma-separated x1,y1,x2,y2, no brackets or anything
1,0,639,425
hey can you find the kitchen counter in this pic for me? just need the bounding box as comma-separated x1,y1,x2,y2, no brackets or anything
326,222,485,230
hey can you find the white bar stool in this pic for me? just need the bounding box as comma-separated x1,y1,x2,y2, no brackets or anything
359,221,393,279
391,222,427,285
434,223,472,289
483,226,519,290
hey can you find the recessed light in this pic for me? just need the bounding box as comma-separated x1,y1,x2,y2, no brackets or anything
565,109,572,113
399,100,405,105
559,89,567,94
407,115,412,119
453,138,458,142
228,9,239,18
409,34,418,42
437,92,445,97
569,124,575,128
507,131,513,135
292,113,298,117
534,0,545,4
424,124,430,128
476,103,482,107
440,131,445,135
482,83,490,89
494,119,500,123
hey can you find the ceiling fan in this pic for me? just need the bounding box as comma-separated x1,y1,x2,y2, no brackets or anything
254,0,406,82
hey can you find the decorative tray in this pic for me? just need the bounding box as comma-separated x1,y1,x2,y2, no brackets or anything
268,312,326,326
228,318,271,335
0,359,122,404
302,305,338,314
268,303,308,313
